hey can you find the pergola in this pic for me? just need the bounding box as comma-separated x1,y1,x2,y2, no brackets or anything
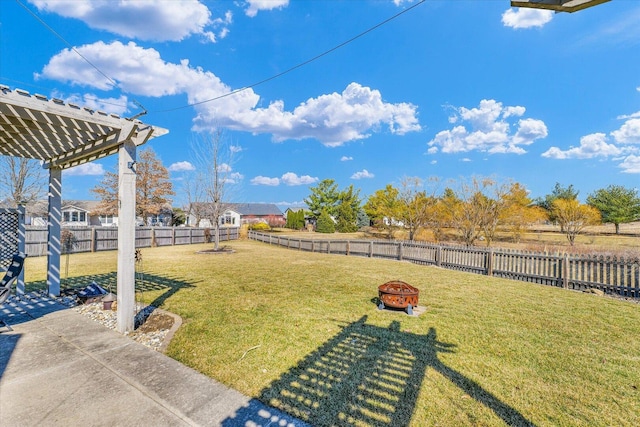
510,0,610,12
0,85,168,333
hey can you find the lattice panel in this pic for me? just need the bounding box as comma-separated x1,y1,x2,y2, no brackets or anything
0,209,19,266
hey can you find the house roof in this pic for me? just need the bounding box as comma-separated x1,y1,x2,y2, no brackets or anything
62,200,101,213
24,200,102,216
224,203,282,216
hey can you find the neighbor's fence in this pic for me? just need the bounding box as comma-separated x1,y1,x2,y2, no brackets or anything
25,226,239,256
248,231,640,298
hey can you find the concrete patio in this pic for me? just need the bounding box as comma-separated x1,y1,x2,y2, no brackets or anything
0,293,309,427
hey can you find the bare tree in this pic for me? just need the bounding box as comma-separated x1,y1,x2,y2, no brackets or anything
91,148,174,222
190,129,238,250
443,176,497,246
0,156,45,206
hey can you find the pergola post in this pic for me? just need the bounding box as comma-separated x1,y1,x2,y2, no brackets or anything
47,167,62,297
117,141,137,333
17,202,26,295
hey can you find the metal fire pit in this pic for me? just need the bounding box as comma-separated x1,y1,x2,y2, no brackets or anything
378,280,419,314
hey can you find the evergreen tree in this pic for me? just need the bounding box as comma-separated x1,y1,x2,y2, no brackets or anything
336,200,357,232
356,209,370,228
316,209,335,233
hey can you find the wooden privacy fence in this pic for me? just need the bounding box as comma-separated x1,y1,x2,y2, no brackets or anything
249,231,640,299
25,226,239,256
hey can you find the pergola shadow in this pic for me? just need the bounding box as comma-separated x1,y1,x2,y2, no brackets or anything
25,272,195,326
226,316,535,426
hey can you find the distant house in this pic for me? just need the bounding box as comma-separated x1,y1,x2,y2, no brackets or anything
25,200,173,227
283,207,316,230
186,203,283,227
25,200,116,227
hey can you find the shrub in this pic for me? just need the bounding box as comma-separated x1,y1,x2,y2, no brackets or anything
250,222,271,231
316,210,335,233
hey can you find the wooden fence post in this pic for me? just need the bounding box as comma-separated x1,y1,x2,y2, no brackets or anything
327,240,331,254
346,241,350,256
562,254,569,289
436,246,442,267
486,248,494,276
398,242,404,261
369,241,374,258
91,227,97,252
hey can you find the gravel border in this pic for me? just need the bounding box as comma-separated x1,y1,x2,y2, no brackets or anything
73,301,182,352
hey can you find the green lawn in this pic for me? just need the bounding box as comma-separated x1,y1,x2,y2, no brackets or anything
24,241,640,426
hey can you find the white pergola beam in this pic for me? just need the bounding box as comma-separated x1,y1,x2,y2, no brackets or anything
45,122,136,170
510,0,611,12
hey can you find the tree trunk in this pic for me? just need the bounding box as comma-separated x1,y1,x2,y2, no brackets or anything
615,223,620,234
214,223,220,250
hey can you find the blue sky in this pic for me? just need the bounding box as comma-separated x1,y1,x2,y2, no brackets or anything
1,0,639,209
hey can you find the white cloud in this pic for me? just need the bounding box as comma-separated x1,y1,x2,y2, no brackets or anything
543,100,640,171
168,161,195,172
29,0,227,42
340,156,353,161
427,99,547,154
351,169,374,180
617,111,640,120
251,176,280,186
619,155,640,173
230,145,243,153
59,92,129,115
542,133,623,159
196,82,421,147
460,158,472,162
245,0,289,17
280,172,318,186
430,160,437,164
611,118,640,144
393,0,416,5
502,8,553,29
217,163,232,173
227,172,244,184
63,162,105,176
38,42,420,146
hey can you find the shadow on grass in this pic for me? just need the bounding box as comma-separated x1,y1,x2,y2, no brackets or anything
27,272,195,306
231,316,535,427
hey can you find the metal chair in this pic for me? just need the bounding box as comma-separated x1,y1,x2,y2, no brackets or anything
0,252,27,305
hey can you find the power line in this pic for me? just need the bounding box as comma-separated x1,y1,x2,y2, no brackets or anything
15,0,146,118
153,0,427,113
